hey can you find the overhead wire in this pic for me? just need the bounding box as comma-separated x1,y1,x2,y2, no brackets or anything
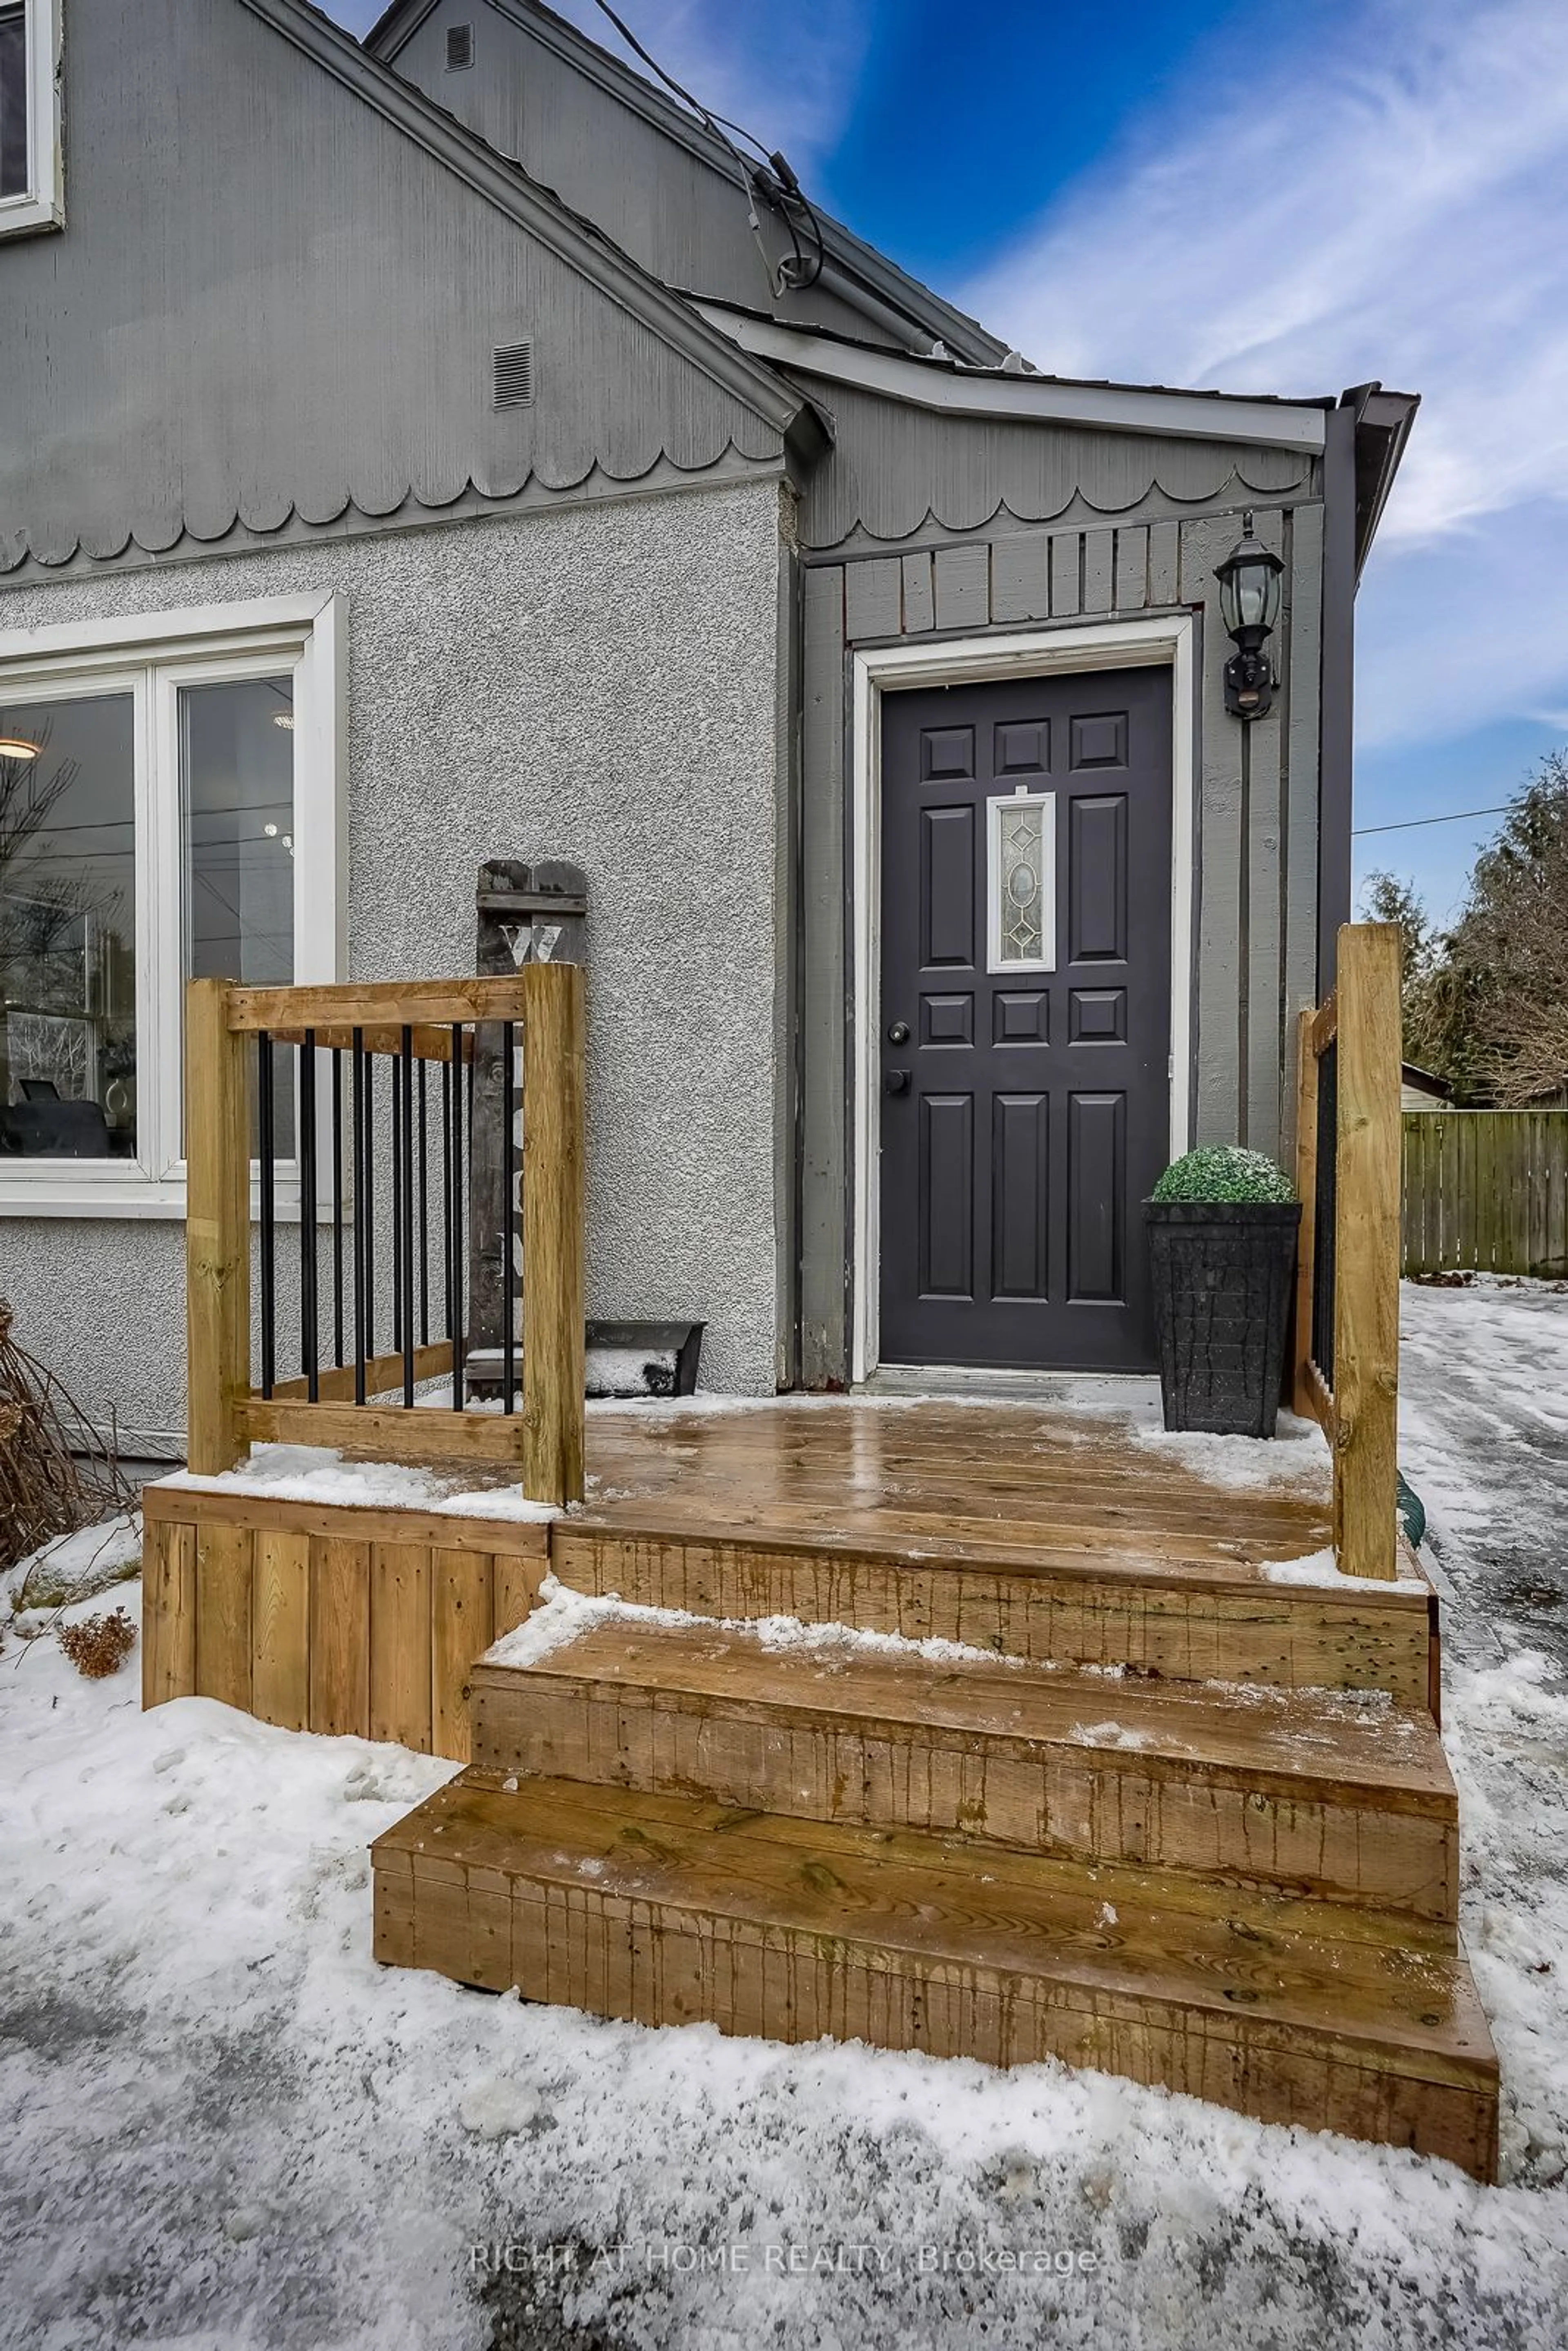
587,0,824,292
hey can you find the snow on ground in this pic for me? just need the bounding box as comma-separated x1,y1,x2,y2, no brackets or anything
1,1291,1566,2348
1401,1275,1568,1673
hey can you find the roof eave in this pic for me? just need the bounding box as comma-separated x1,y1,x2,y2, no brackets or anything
1341,383,1421,578
697,305,1332,454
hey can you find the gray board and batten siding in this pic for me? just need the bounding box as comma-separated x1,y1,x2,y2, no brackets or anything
795,396,1326,1387
0,0,805,581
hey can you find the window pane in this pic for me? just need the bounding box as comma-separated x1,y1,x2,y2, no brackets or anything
182,675,296,1156
0,694,138,1158
181,675,295,987
0,6,27,201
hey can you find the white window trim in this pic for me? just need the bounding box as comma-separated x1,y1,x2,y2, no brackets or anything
0,591,345,1217
849,612,1197,1386
0,0,64,238
985,786,1056,976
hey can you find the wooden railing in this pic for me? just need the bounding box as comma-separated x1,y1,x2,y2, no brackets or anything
185,968,586,1505
1292,922,1403,1580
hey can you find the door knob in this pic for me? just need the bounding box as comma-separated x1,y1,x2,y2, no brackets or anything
885,1068,911,1095
887,1021,911,1045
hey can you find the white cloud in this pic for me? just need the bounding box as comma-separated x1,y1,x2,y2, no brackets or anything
963,0,1568,754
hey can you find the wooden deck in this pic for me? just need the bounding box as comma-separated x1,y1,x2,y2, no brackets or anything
143,1394,1495,2176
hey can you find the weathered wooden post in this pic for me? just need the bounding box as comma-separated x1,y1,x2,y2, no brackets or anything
185,977,251,1474
1333,922,1402,1579
468,860,587,1397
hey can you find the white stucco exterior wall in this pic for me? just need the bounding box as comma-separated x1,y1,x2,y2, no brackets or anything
0,478,791,1444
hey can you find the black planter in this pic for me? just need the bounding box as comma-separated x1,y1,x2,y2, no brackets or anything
1145,1200,1301,1437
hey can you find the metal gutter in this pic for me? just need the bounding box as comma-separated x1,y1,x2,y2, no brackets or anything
697,304,1331,454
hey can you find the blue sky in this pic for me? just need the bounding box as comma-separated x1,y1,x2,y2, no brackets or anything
334,0,1568,930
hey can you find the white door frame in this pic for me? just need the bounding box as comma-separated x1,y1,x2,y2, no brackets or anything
850,612,1198,1385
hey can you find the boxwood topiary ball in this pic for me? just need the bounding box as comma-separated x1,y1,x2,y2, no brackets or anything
1150,1145,1296,1205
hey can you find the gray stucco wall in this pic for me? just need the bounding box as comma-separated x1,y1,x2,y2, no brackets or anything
0,478,791,1443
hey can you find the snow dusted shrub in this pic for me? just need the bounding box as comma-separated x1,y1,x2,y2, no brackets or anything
1150,1145,1294,1205
56,1607,137,1680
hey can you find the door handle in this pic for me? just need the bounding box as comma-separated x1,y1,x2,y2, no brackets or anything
885,1068,911,1096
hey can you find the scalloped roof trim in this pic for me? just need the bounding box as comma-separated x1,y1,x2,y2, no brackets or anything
0,447,782,577
800,458,1317,552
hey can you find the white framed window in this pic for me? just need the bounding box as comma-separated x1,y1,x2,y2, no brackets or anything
0,593,345,1214
0,0,63,238
987,785,1055,974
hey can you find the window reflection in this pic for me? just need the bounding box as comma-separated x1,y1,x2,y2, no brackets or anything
0,695,137,1158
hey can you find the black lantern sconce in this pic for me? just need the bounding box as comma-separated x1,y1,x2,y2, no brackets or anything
1214,513,1285,721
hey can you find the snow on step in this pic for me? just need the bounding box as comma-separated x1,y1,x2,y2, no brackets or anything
468,1615,1459,1926
370,1769,1498,2182
550,1522,1437,1704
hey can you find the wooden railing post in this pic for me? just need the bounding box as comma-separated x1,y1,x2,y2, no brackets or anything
521,960,586,1505
185,977,251,1474
1332,922,1401,1579
1291,1007,1319,1418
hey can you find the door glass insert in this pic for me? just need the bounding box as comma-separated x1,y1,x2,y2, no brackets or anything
0,692,138,1158
987,788,1055,974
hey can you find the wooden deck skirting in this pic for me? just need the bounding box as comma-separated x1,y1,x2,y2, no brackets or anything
141,1481,548,1758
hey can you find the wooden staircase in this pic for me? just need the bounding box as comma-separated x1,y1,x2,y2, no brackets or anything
372,1515,1500,2180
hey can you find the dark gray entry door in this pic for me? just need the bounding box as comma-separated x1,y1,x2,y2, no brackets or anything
878,667,1173,1371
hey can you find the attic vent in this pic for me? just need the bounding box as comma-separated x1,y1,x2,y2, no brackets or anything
445,22,474,70
492,340,536,410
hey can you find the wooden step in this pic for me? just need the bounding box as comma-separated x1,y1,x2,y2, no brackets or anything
470,1618,1459,1925
371,1770,1499,2180
551,1523,1439,1707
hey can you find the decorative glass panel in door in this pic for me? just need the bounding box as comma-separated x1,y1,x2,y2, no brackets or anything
987,788,1055,974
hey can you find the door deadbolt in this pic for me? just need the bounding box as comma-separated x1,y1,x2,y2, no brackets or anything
887,1021,911,1046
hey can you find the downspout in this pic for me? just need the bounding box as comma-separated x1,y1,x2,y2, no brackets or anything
1316,392,1361,997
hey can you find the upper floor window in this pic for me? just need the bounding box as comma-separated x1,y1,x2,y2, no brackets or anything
0,0,62,236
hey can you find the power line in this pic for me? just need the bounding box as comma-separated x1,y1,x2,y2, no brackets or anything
1353,803,1514,838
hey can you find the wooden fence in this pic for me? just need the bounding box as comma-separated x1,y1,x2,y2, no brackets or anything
185,968,586,1505
1403,1111,1568,1279
1293,923,1403,1581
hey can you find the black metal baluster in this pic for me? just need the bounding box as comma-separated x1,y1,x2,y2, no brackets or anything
363,1051,376,1362
258,1031,276,1400
502,1017,516,1416
450,1022,465,1406
331,1048,345,1369
390,1046,403,1357
441,1053,454,1350
352,1027,367,1406
418,1058,430,1347
300,1030,318,1403
401,1025,415,1407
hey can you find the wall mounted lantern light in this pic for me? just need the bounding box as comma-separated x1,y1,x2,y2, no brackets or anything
1214,512,1285,721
